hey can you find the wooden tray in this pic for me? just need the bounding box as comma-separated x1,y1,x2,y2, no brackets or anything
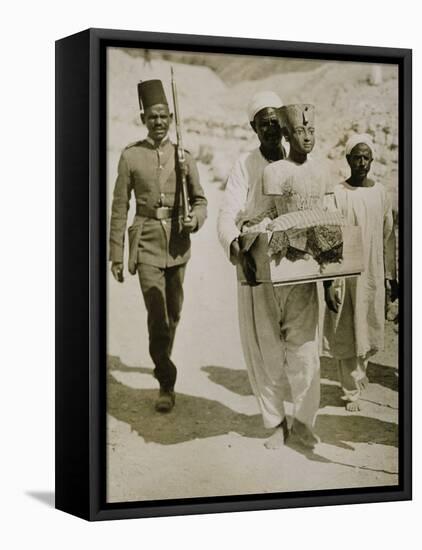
237,225,364,285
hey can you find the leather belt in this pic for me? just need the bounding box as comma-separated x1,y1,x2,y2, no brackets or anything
136,205,183,220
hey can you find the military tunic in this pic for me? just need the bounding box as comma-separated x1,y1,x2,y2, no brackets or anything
109,137,207,271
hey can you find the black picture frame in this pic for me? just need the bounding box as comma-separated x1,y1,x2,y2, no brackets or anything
55,27,412,521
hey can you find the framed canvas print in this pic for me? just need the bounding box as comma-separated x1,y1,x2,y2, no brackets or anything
55,28,412,521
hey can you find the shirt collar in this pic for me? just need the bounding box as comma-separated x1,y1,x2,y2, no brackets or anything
145,136,171,148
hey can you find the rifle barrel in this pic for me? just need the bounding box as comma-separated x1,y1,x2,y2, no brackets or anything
171,69,184,151
171,67,190,221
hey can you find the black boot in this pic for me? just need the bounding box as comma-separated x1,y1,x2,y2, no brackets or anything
155,388,176,413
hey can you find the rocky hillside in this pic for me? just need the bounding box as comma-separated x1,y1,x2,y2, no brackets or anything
108,48,398,208
120,47,325,83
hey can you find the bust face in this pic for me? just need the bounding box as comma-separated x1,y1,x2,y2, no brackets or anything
141,104,173,143
347,143,373,178
287,124,315,155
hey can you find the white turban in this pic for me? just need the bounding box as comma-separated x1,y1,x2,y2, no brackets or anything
345,133,376,156
247,91,283,122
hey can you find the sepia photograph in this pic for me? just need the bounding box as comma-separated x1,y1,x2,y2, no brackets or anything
4,0,419,544
105,44,400,504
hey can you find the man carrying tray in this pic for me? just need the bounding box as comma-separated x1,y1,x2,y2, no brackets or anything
217,91,292,450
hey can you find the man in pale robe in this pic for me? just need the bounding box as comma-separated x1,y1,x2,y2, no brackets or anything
217,91,292,449
323,134,398,411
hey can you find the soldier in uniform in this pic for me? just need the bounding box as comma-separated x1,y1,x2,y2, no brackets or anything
109,79,207,413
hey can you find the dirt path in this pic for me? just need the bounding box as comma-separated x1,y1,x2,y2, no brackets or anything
106,164,398,503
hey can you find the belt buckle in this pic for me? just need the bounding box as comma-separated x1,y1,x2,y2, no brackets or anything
156,206,170,220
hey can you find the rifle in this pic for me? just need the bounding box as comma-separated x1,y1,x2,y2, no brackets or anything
171,67,191,222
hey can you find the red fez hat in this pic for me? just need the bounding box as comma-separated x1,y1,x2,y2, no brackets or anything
137,79,168,111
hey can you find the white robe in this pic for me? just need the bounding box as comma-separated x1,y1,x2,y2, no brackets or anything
217,150,320,430
323,180,396,360
217,148,275,257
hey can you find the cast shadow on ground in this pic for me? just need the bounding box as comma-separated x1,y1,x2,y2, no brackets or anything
109,356,398,455
202,363,349,409
316,413,398,449
108,356,273,445
366,361,399,392
320,356,398,393
201,365,253,396
284,413,398,474
203,359,398,409
202,363,398,452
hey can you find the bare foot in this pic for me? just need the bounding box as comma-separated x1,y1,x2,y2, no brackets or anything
345,400,361,412
264,428,285,450
264,419,289,450
291,419,320,450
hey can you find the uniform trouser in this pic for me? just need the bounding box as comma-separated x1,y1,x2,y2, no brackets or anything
238,281,320,430
137,263,186,391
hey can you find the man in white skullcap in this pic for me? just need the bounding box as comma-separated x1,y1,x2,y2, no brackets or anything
323,134,398,411
217,91,291,449
344,133,376,156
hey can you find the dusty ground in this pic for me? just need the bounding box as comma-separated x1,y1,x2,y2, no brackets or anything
106,165,399,503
